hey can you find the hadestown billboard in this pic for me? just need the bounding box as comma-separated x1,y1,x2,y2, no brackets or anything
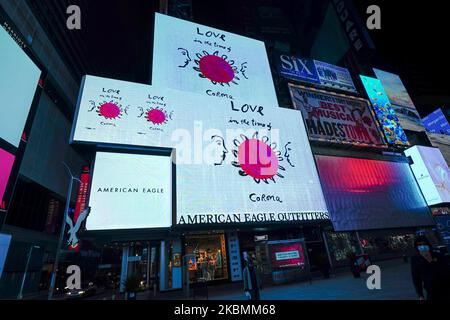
71,75,329,229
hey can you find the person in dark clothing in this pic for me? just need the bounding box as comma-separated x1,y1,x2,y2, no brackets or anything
410,236,450,300
243,258,262,300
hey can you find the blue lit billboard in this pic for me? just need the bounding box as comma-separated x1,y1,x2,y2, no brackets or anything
360,75,409,145
422,108,450,135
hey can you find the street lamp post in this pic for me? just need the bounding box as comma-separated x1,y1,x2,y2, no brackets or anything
48,162,81,300
17,245,40,300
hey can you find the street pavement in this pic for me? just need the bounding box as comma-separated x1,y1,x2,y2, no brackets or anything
133,258,418,300
20,258,418,300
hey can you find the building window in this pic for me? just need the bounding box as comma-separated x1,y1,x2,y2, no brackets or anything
184,233,228,283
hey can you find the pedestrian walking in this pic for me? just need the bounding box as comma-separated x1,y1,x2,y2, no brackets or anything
243,258,262,300
410,235,450,300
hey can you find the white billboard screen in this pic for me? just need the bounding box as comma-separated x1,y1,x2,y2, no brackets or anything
86,152,172,230
152,13,278,107
73,75,329,226
0,25,41,147
405,145,450,205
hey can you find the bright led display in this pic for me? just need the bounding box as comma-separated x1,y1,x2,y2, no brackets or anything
360,75,409,145
373,68,425,132
288,84,384,146
404,146,450,205
86,152,172,230
422,108,450,135
0,148,15,206
269,241,305,269
0,25,41,147
315,155,433,231
152,13,278,107
73,75,329,227
176,104,329,225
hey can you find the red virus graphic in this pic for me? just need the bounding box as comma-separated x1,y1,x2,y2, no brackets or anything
199,55,235,83
231,133,286,184
237,139,279,180
194,51,240,86
97,102,121,119
147,108,167,124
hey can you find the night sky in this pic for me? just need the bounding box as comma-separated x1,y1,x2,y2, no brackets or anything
353,0,449,116
60,0,448,117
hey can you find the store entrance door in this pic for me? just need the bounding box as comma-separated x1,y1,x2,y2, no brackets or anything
120,241,160,293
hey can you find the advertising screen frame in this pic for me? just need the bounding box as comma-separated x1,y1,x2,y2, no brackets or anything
288,84,386,147
0,7,45,223
85,146,175,233
315,154,434,231
373,68,425,132
404,145,450,206
268,239,306,270
360,75,409,146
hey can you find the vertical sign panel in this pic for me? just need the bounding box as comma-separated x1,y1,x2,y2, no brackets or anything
360,75,409,145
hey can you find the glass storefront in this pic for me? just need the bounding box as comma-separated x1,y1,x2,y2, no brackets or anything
325,231,361,267
358,229,416,259
184,233,229,283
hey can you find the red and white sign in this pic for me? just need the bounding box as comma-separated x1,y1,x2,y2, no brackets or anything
69,165,90,250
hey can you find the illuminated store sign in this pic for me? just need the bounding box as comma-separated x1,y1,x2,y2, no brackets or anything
86,152,172,230
289,84,384,146
373,68,425,132
0,23,41,147
404,146,450,206
152,13,278,106
360,75,409,145
276,54,357,93
315,155,434,231
269,241,305,269
0,148,15,210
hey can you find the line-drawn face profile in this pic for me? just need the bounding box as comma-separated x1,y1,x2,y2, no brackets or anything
211,135,228,166
177,47,192,68
240,62,248,79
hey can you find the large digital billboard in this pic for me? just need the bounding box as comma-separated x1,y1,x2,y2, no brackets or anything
176,104,329,226
422,108,450,135
360,75,409,146
373,68,424,132
152,13,278,107
404,146,450,205
315,155,434,231
86,152,172,230
72,75,329,227
288,84,384,146
0,23,41,147
269,241,305,269
0,148,15,208
276,54,357,93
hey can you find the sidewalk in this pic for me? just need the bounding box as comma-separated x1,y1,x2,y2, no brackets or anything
18,259,417,300
134,258,417,300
